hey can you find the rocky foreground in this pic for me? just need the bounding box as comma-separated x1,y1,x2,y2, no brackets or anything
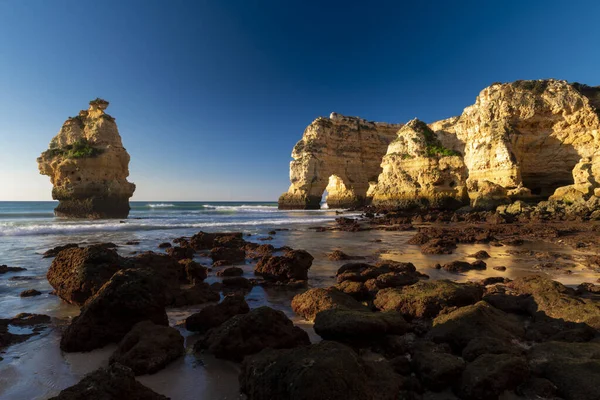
37,99,136,218
2,208,599,400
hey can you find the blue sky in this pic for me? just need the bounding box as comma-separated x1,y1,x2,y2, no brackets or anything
1,0,599,201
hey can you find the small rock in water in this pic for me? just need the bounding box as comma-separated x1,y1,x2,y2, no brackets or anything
20,289,42,297
468,250,491,259
0,265,27,274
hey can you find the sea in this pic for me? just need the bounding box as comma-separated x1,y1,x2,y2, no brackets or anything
0,201,595,399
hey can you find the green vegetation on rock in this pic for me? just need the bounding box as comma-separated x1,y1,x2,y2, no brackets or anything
41,138,103,160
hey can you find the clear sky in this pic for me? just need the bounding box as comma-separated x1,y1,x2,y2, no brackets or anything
1,0,599,201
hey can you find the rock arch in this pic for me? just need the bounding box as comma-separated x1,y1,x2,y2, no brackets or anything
278,113,401,209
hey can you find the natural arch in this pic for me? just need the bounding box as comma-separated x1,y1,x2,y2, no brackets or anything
278,113,401,209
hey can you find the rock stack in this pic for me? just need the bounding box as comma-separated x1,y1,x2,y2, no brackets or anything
37,99,135,218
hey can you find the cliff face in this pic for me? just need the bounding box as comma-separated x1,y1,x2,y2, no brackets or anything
278,113,402,209
37,99,136,218
280,80,600,210
430,80,600,200
369,119,468,209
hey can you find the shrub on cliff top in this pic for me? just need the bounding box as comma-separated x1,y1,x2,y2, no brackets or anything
410,120,461,158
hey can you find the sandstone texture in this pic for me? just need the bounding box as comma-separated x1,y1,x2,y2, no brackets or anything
280,80,600,209
37,99,135,218
278,113,401,209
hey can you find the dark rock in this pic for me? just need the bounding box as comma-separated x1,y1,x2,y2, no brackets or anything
516,378,558,399
60,268,168,352
292,287,369,321
468,250,490,259
125,240,140,245
195,306,309,361
185,295,249,332
109,320,184,375
165,246,194,261
157,242,172,249
42,243,79,258
507,275,600,329
374,280,483,319
327,250,365,261
421,239,457,255
459,354,529,400
480,277,510,286
314,309,408,341
10,313,51,326
190,231,244,250
412,350,465,391
492,266,507,271
47,245,123,306
169,282,220,307
210,246,246,263
179,259,207,283
440,260,486,273
244,243,275,259
1,313,50,351
254,249,314,281
216,266,243,277
528,341,600,400
222,276,253,289
462,336,524,362
48,363,168,400
0,265,27,274
335,280,370,300
428,301,525,352
212,260,232,267
19,289,42,297
240,341,404,400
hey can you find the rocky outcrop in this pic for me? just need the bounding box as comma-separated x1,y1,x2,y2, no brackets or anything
37,99,135,218
48,363,168,400
370,119,468,209
278,113,402,209
280,80,600,209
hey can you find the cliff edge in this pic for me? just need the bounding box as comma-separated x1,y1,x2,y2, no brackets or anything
37,99,136,218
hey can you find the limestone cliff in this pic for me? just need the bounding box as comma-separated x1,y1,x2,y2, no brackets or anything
369,119,468,209
280,80,600,210
278,113,402,209
430,80,600,201
37,99,136,218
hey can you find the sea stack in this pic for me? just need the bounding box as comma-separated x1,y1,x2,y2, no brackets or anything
37,99,136,218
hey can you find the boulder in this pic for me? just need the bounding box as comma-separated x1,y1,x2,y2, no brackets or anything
527,341,600,400
439,260,486,273
47,245,123,306
190,231,244,250
42,243,79,258
459,354,529,400
109,320,184,375
169,282,220,307
334,280,370,300
240,341,405,400
327,250,365,261
313,309,408,341
165,245,194,261
185,295,249,332
48,363,168,400
216,266,243,277
461,336,524,362
254,249,314,281
179,259,207,283
507,275,600,329
412,350,465,391
195,306,309,361
420,239,457,255
292,287,369,321
20,289,42,297
428,301,525,352
0,265,26,274
374,280,483,319
467,250,490,259
60,268,168,352
210,246,245,263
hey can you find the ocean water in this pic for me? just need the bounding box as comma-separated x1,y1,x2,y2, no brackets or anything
0,201,596,399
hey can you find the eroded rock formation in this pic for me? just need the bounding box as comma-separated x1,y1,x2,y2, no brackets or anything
278,113,402,209
37,99,135,218
280,80,600,209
